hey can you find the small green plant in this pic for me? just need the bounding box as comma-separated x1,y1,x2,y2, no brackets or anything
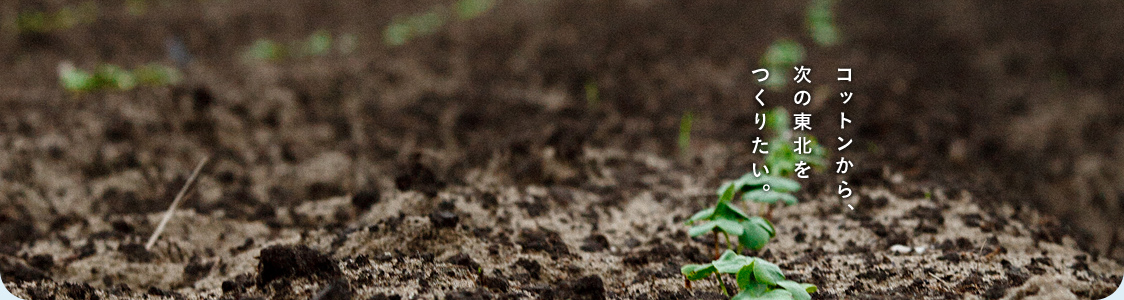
682,250,817,300
683,106,824,299
715,107,825,218
762,107,827,176
688,186,775,256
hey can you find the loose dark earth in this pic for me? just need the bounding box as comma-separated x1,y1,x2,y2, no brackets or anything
1,0,1123,299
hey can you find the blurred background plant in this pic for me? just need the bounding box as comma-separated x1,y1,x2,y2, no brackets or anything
58,62,181,93
243,30,358,62
16,1,97,34
384,0,496,46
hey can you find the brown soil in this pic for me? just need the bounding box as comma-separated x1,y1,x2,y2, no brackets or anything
1,0,1123,299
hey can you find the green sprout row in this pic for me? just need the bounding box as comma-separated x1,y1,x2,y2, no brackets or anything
16,1,98,34
681,108,825,299
58,62,181,93
383,0,496,46
243,31,358,62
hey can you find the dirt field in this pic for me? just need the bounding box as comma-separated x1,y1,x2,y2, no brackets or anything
1,0,1123,299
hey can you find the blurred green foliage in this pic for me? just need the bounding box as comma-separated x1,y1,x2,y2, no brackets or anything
806,0,840,46
58,62,181,93
584,79,600,109
760,39,806,90
385,9,446,46
763,107,827,176
17,1,98,34
679,111,695,156
454,0,496,20
245,39,286,61
384,0,496,46
244,31,354,62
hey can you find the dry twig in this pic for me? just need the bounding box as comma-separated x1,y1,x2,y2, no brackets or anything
145,156,209,250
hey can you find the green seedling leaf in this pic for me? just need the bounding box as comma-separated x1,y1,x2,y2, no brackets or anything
800,283,817,294
714,201,750,220
715,219,745,236
58,62,95,92
736,264,762,293
688,219,743,237
687,207,716,224
717,181,735,197
688,200,749,224
688,223,715,237
712,250,754,274
738,217,775,251
747,217,775,237
753,259,785,285
732,289,795,300
681,263,717,281
777,280,813,300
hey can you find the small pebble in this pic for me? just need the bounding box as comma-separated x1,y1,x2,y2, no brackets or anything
890,244,912,254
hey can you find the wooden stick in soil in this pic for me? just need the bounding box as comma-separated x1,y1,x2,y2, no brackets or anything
145,156,209,250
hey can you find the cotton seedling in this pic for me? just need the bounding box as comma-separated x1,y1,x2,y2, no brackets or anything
682,250,817,300
718,172,801,205
763,107,828,176
716,170,800,220
684,108,824,299
688,185,776,257
722,108,826,218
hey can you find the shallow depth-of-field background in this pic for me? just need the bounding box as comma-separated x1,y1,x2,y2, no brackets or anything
1,0,1123,299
